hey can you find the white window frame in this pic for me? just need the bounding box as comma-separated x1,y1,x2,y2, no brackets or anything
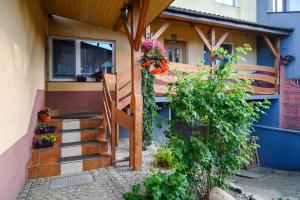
215,0,238,7
49,36,115,81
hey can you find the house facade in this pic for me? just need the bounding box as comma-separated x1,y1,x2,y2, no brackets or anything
0,0,299,199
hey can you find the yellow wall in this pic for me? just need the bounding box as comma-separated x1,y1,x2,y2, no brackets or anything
47,15,131,91
0,0,46,154
171,0,257,22
48,15,131,73
152,22,257,66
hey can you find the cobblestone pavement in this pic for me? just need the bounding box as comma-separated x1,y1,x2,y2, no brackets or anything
18,140,159,200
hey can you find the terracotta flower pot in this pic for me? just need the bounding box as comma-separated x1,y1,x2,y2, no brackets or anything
39,115,51,122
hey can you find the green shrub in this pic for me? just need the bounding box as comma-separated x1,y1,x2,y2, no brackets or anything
166,44,269,193
123,171,195,200
154,147,174,169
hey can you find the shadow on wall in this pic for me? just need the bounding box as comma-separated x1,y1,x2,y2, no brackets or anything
253,125,300,171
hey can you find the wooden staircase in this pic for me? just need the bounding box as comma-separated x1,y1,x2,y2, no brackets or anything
27,114,111,179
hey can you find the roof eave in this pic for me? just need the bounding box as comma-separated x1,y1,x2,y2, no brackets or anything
162,8,293,36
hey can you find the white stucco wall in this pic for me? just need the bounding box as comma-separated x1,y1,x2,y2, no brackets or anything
171,0,257,22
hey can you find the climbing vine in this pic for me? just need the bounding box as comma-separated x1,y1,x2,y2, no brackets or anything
140,37,169,149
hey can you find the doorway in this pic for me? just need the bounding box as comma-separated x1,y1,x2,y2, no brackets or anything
164,40,186,64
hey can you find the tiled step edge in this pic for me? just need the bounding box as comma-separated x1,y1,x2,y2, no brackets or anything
60,140,108,147
59,153,100,163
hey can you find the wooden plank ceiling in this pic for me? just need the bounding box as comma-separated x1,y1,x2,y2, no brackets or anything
41,0,173,29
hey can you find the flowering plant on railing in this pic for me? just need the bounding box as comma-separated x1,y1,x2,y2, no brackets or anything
141,37,169,75
140,37,169,150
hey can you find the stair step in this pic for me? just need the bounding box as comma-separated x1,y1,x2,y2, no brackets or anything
59,153,101,163
59,128,104,133
53,112,102,120
61,140,106,147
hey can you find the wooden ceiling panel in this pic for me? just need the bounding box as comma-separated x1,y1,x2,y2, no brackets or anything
42,0,174,29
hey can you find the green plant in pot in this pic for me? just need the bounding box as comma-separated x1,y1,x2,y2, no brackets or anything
33,135,56,148
36,122,56,134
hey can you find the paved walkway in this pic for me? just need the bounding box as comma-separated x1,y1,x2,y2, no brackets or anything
232,167,300,200
18,140,157,200
18,140,300,200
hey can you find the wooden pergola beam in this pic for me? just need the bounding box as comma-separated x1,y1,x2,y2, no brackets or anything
113,15,123,31
214,31,230,49
134,0,150,50
262,34,278,58
122,19,133,48
153,22,170,39
192,25,212,51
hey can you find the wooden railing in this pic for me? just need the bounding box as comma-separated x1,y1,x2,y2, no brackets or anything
102,71,134,165
154,62,278,95
102,74,116,163
116,69,132,110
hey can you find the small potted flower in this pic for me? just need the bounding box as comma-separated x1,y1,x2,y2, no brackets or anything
38,108,51,122
33,135,56,148
91,70,104,82
36,123,56,134
212,47,228,60
280,55,295,65
76,75,87,82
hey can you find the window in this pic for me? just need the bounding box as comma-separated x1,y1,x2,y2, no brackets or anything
269,0,300,12
204,43,233,65
50,38,115,80
215,0,238,6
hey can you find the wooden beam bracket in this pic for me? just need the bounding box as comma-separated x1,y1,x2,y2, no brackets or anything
192,25,212,51
153,22,170,39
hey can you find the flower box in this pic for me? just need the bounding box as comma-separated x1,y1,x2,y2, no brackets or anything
36,125,56,134
34,141,54,149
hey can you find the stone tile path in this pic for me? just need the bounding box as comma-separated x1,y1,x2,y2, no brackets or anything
18,140,159,200
19,139,300,200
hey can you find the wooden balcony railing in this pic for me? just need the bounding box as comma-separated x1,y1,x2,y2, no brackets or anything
102,74,116,163
155,62,278,96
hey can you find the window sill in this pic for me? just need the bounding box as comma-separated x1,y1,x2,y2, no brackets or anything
267,11,300,14
215,2,239,8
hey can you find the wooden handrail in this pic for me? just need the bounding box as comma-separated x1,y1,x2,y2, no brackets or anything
102,73,116,164
154,63,278,95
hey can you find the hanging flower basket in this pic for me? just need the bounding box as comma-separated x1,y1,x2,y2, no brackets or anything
140,38,169,75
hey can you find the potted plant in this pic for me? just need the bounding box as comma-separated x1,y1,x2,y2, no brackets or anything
212,47,228,60
280,55,295,65
38,108,51,122
33,135,56,148
76,75,87,82
91,70,104,82
36,123,56,134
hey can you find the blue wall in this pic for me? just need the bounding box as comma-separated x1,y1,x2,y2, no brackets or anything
255,99,280,128
253,125,300,171
257,0,300,79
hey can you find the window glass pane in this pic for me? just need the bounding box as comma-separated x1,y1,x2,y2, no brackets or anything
221,44,233,54
168,48,173,62
80,41,113,75
288,0,300,11
277,0,284,11
52,39,76,78
175,48,180,63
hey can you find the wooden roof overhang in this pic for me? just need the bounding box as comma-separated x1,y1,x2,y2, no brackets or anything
160,6,293,36
41,0,173,30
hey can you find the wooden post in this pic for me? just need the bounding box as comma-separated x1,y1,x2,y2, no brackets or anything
129,0,145,171
210,27,216,73
274,37,280,93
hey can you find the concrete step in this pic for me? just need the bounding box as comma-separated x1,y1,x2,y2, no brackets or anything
59,153,111,175
52,117,103,131
60,140,109,157
59,128,106,143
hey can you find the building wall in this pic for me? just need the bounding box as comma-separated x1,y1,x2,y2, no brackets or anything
47,16,131,113
151,21,257,65
257,0,300,79
0,0,46,199
171,0,257,22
